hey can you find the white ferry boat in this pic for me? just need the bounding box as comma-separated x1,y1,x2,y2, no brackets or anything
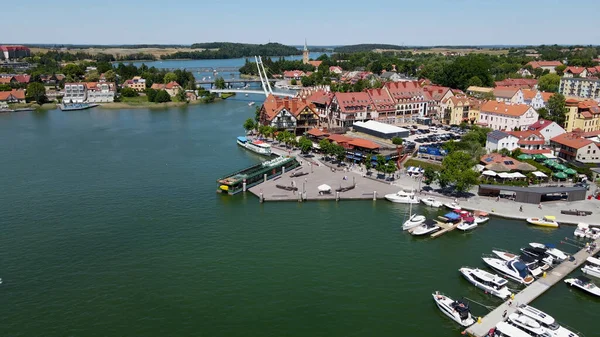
236,136,272,156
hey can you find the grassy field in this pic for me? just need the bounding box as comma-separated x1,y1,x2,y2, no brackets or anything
403,158,442,171
30,47,206,59
375,48,509,55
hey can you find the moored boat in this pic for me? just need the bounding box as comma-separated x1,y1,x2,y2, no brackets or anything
520,246,555,266
459,267,512,299
517,304,579,337
494,321,535,337
582,256,600,278
411,219,440,236
564,275,600,297
473,211,489,224
529,243,567,263
491,250,546,276
432,291,475,327
507,313,552,337
482,256,535,285
385,190,419,204
403,213,426,231
526,215,559,228
237,136,272,156
457,217,477,231
421,197,442,208
444,202,461,210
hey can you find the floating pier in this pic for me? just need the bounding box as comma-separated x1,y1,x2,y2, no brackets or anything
466,238,600,337
430,219,460,238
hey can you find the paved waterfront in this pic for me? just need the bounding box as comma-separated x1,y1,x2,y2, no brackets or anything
466,237,600,337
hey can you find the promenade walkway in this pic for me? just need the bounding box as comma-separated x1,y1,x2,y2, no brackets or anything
466,237,600,337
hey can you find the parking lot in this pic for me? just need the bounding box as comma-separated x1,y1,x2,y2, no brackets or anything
402,124,466,151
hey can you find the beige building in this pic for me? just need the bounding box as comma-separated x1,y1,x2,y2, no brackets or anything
550,132,600,163
564,99,600,133
493,87,524,104
441,96,470,125
123,76,146,92
559,77,600,100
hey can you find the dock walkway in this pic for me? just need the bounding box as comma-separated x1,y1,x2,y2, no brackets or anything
466,238,600,337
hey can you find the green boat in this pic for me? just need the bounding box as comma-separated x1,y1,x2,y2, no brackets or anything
217,155,300,195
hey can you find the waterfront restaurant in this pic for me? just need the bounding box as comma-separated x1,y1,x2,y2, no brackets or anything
477,184,587,204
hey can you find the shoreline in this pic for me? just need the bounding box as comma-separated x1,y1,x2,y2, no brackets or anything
98,98,222,110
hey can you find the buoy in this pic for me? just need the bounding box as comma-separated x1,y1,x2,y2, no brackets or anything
477,317,482,324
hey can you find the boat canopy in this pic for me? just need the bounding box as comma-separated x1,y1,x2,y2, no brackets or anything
543,215,556,220
464,217,475,222
237,136,248,142
424,219,436,227
444,212,461,220
513,261,529,278
576,275,591,283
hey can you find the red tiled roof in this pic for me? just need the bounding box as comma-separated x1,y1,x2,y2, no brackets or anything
480,101,531,117
328,134,353,144
334,92,374,114
527,60,563,69
521,89,554,102
307,128,329,137
165,81,180,89
261,94,317,121
151,83,165,90
0,45,30,52
283,70,305,78
494,78,537,88
493,86,520,98
521,149,551,154
365,88,395,112
423,85,452,101
0,77,11,84
507,130,545,145
306,90,333,105
0,89,25,101
566,66,586,75
551,132,594,149
329,66,343,73
384,81,426,101
528,119,555,130
308,61,322,68
347,138,380,150
480,153,523,170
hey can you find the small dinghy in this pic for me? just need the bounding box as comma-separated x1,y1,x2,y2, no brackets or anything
457,217,477,231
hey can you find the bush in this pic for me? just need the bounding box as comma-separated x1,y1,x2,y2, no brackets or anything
121,87,138,97
392,137,404,145
146,88,157,102
154,90,171,103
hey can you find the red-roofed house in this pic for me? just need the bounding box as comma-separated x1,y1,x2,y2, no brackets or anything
165,81,181,96
564,99,600,133
329,66,343,74
308,60,322,69
525,60,563,73
0,89,26,103
521,89,554,109
441,96,472,125
365,88,395,123
383,81,429,122
528,119,566,144
493,86,524,104
564,67,589,78
550,132,600,163
507,130,548,154
306,90,334,125
423,85,454,118
13,75,31,84
0,45,30,60
494,78,538,89
259,94,319,133
283,70,306,80
330,92,375,127
478,101,538,131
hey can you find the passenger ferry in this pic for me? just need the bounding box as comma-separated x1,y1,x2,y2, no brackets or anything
217,154,300,195
237,136,272,156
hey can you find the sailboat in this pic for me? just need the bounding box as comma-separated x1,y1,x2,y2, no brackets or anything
402,202,426,230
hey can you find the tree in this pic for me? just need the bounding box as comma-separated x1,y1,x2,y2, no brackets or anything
164,72,178,84
537,73,561,93
319,139,332,155
85,70,100,82
439,151,480,193
63,64,84,78
511,148,523,158
423,167,437,185
243,118,256,133
547,93,567,126
298,136,313,154
254,106,261,122
482,91,495,101
176,88,187,102
375,155,386,175
26,82,47,104
385,161,397,178
555,65,567,76
468,76,483,87
120,87,138,97
154,90,171,103
0,84,11,91
103,70,117,83
301,76,315,87
214,77,226,89
392,137,404,145
498,148,511,156
537,107,549,120
146,88,157,102
363,158,373,173
290,79,297,85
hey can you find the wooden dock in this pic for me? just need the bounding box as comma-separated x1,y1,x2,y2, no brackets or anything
466,238,600,337
430,218,460,238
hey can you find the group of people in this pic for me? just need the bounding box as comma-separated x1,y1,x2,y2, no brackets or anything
586,242,597,254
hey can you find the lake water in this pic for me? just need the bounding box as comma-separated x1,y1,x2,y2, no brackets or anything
0,101,596,337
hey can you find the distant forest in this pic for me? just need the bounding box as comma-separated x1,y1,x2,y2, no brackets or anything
334,44,407,53
164,42,301,59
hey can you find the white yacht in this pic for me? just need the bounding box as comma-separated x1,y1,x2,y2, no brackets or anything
482,257,535,285
574,223,589,238
248,101,255,107
444,201,461,210
457,217,477,231
473,212,490,224
411,219,440,236
384,190,419,204
432,291,475,327
236,136,272,156
520,246,555,266
403,214,426,230
517,304,579,337
421,197,442,208
582,256,600,278
507,313,552,337
493,321,535,337
491,250,546,276
459,267,512,299
564,275,600,297
528,243,567,263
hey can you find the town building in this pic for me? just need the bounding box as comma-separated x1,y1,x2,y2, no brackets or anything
260,94,319,133
507,130,547,154
441,96,471,125
329,66,343,74
493,87,524,104
550,132,600,163
423,85,454,118
528,119,566,144
559,77,600,100
0,45,31,60
305,90,334,126
494,78,538,89
151,81,182,97
123,76,146,92
564,99,600,133
478,101,538,131
330,92,376,128
383,81,428,123
302,39,309,65
521,89,553,110
0,89,26,104
364,88,395,124
563,66,588,78
308,60,322,69
352,120,410,139
86,82,116,103
283,70,306,80
525,60,563,73
63,83,87,103
485,130,520,153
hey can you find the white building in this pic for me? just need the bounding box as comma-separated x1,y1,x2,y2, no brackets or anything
522,90,553,110
528,119,566,145
479,101,539,131
493,87,524,104
63,83,87,103
86,82,115,103
485,130,520,153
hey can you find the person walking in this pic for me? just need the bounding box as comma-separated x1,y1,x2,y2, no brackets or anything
538,203,542,209
502,310,508,318
519,206,523,212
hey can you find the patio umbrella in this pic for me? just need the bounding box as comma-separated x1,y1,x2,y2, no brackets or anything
517,154,533,160
563,168,577,175
532,154,546,161
554,164,567,171
482,170,497,177
553,172,567,179
544,159,556,167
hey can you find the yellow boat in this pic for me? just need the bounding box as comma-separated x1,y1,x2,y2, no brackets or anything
526,215,559,228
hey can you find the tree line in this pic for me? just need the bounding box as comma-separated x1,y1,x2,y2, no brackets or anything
162,43,301,60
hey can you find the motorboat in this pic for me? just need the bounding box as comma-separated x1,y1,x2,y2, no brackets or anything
520,246,555,266
444,201,461,210
459,267,512,299
574,223,589,238
245,93,249,97
473,211,489,224
237,136,272,156
526,215,559,228
384,190,419,204
517,304,579,337
587,227,600,240
432,291,475,327
248,102,255,107
491,250,546,276
403,213,426,230
582,256,600,278
457,217,478,231
564,275,600,297
411,219,440,236
529,243,568,263
507,313,552,337
482,256,535,285
421,197,442,208
493,321,536,337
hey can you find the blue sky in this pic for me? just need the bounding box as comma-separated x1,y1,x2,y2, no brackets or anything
4,0,600,46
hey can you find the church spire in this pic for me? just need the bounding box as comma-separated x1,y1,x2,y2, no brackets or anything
304,38,308,51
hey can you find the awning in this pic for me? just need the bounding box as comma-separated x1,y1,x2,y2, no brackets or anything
498,172,511,179
482,170,497,177
532,171,548,178
474,164,485,172
444,212,461,220
510,172,526,179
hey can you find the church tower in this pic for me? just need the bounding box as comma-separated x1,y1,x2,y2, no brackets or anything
302,39,309,64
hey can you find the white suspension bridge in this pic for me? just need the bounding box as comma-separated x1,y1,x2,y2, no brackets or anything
208,56,297,98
